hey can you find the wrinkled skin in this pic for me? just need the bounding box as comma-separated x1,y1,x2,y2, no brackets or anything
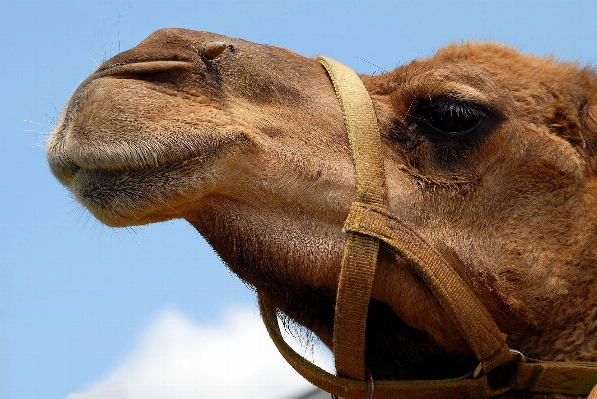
47,29,597,397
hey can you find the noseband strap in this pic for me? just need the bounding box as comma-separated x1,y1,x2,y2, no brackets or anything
258,57,597,398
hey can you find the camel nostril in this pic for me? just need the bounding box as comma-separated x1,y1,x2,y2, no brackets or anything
203,41,226,60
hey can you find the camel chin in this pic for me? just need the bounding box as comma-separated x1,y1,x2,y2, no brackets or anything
47,28,597,390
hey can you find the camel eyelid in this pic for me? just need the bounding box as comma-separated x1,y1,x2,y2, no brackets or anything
439,83,488,103
417,81,500,114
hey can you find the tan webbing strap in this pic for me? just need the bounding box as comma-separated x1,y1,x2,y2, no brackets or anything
318,57,386,205
511,361,597,395
333,232,381,380
344,201,512,372
259,295,493,399
318,56,387,380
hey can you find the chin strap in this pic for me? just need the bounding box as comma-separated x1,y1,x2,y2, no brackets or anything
258,56,597,398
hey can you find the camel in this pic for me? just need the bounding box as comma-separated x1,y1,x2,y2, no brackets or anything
46,28,597,398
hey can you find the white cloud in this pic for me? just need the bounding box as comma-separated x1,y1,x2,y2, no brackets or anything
67,306,333,399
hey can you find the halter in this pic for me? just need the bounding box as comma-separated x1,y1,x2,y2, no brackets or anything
258,57,597,399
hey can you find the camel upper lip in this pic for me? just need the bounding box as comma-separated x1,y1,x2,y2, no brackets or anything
46,60,201,185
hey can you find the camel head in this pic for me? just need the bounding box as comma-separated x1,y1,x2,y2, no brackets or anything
47,28,597,392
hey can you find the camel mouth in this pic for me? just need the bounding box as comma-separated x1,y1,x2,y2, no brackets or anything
46,127,244,225
46,88,248,226
65,160,203,226
47,124,244,184
46,54,241,185
46,73,246,227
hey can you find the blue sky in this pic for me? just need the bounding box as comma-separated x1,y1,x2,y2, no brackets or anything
1,1,596,398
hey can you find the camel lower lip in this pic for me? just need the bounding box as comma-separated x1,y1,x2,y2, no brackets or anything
68,164,184,224
71,167,144,200
71,159,194,194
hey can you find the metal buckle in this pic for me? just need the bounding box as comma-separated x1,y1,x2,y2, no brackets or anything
473,349,526,396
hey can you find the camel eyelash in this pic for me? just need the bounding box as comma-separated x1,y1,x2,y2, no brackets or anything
412,97,487,137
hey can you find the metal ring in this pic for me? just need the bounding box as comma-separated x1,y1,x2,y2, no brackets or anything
472,349,526,379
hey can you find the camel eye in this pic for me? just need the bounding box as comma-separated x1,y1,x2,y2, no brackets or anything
418,100,484,136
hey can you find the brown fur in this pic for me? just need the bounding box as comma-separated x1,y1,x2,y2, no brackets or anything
46,29,597,396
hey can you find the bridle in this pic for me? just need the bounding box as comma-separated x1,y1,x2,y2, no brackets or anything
258,57,597,399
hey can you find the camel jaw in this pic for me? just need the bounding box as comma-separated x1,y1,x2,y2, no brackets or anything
46,58,248,227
